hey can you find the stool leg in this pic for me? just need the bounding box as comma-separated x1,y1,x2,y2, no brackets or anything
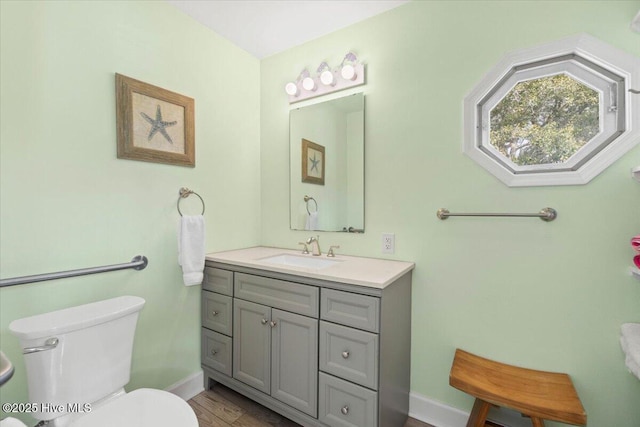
466,398,491,427
530,418,545,427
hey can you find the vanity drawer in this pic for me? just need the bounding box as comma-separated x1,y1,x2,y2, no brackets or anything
203,267,233,296
321,289,379,333
319,321,378,390
202,291,233,336
201,329,232,377
234,272,319,317
318,372,378,427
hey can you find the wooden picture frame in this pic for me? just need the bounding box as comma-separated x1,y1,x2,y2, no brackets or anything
116,73,195,167
301,138,325,185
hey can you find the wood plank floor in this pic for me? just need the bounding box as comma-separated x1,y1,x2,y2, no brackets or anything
188,384,434,427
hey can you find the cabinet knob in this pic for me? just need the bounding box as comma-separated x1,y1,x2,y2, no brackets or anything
261,318,268,325
210,349,218,356
211,310,219,316
341,406,349,415
269,321,277,328
342,351,350,359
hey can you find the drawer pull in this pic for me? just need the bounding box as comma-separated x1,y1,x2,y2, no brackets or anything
269,321,278,328
210,349,218,356
341,405,349,415
341,351,350,359
261,318,268,325
211,310,219,316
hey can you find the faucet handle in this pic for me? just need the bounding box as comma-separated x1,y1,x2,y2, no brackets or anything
327,245,340,257
298,242,309,254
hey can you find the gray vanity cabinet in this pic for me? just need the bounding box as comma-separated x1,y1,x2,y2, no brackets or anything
270,308,318,417
232,298,319,416
201,260,412,427
201,267,234,378
233,299,271,393
233,275,319,417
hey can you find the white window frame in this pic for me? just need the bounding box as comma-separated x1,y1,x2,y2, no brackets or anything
464,34,640,187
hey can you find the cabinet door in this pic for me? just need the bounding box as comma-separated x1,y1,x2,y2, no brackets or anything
233,299,271,394
270,309,318,417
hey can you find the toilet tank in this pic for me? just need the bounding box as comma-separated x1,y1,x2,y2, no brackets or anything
9,296,145,421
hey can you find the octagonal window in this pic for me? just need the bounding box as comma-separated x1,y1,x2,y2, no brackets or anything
464,34,639,186
490,74,600,168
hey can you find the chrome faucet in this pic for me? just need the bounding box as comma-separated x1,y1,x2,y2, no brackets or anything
306,235,321,256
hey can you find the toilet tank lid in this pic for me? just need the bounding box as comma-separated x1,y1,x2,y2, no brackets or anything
9,296,145,341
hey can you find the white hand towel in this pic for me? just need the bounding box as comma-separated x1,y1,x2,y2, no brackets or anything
178,215,205,286
305,212,318,230
621,323,640,380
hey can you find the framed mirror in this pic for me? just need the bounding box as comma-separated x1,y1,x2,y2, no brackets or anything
289,93,364,232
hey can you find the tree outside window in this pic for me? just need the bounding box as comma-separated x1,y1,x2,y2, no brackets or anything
489,74,599,166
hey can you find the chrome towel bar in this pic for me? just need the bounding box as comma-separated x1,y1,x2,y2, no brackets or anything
437,207,557,222
177,187,205,216
0,255,148,288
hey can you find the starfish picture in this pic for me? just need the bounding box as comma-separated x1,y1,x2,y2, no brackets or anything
309,153,320,172
140,105,177,144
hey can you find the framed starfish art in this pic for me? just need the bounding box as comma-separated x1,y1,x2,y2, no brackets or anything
116,74,195,167
301,138,325,185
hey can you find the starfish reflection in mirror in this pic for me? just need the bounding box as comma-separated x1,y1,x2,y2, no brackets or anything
140,105,177,144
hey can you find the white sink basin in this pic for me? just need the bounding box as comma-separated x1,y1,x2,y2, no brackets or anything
258,254,341,270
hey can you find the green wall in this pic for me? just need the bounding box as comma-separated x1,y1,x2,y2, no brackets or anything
260,1,640,426
0,1,260,424
1,1,639,427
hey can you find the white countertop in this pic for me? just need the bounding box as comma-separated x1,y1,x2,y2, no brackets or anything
206,246,414,289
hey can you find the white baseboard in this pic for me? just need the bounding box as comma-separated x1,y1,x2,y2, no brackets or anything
165,370,204,401
409,392,470,427
409,391,529,427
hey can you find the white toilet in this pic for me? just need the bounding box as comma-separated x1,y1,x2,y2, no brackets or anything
9,296,198,427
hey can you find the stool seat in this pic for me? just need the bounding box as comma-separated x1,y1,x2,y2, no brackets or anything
449,349,586,427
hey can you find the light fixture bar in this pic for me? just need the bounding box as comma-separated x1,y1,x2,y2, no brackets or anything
285,54,366,103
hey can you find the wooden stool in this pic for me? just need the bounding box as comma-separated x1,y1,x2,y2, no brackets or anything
449,349,586,427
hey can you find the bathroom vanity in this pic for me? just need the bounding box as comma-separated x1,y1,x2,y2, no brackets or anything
201,247,414,427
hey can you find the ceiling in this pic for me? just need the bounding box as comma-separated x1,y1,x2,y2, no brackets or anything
165,0,409,59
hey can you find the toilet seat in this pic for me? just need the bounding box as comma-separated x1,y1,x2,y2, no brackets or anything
70,388,198,427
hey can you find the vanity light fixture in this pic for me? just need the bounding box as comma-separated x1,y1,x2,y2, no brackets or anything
285,52,365,103
340,52,358,81
285,69,312,96
318,62,336,86
341,65,357,80
302,75,317,91
285,82,299,96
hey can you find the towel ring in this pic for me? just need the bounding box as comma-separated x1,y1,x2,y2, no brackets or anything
304,195,317,215
177,187,205,216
